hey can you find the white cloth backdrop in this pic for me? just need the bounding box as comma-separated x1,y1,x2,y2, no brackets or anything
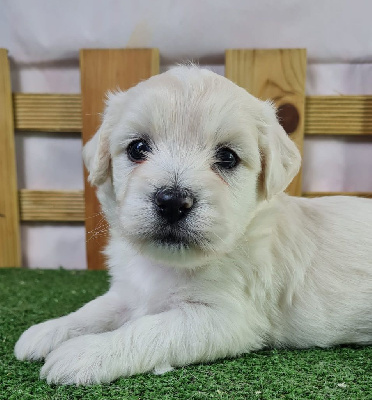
1,0,372,269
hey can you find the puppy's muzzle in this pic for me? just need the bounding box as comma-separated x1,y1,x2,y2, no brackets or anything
154,187,194,224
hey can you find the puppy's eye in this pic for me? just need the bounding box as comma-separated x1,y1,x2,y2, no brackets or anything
215,147,240,169
127,139,151,162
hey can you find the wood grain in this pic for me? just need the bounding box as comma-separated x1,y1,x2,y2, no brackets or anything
13,93,81,132
225,49,307,196
305,96,372,135
80,49,159,270
17,189,372,223
303,192,372,199
0,49,21,267
19,190,84,221
12,93,372,136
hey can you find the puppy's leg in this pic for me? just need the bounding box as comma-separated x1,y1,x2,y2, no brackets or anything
15,291,128,361
41,304,257,385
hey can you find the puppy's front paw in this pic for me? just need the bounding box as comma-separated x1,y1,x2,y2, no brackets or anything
41,334,121,385
15,317,70,361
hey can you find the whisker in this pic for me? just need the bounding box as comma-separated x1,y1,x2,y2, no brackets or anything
85,211,105,220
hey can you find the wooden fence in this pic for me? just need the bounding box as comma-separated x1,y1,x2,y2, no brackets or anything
1,48,371,269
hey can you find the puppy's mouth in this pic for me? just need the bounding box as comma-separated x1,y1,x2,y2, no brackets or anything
142,221,211,252
123,218,217,265
152,226,192,249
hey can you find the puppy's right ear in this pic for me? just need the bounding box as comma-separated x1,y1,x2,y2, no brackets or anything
83,91,125,186
83,119,111,186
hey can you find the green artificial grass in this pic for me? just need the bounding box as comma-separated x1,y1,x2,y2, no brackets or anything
1,268,372,400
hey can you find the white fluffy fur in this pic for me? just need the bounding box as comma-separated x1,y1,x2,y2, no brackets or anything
15,66,372,385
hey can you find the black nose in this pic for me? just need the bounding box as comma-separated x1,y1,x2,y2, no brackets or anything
154,187,194,224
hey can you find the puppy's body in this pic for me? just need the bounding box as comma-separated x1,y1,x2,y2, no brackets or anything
106,193,372,349
15,66,372,384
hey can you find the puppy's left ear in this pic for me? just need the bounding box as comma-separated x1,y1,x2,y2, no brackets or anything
258,101,301,200
83,91,125,186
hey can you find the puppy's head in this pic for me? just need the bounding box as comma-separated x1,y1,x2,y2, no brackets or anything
83,66,300,267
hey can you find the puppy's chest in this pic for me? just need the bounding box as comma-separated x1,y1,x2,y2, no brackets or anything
112,257,189,316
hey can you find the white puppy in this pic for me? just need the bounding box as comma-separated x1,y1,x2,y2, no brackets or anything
15,66,372,385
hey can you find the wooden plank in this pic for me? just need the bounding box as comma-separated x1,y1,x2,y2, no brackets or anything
225,49,307,196
12,93,372,136
303,192,372,199
17,189,372,223
80,48,159,270
0,49,21,267
305,96,372,135
19,190,84,221
13,93,81,132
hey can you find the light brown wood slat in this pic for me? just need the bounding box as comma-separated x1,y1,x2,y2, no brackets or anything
225,49,307,196
309,117,372,122
307,106,372,110
307,96,371,102
0,50,21,267
80,48,160,270
12,92,372,136
19,190,85,221
309,123,372,127
13,93,82,132
306,96,372,135
18,189,372,222
303,192,372,199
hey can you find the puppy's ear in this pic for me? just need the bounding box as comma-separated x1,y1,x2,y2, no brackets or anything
258,101,301,200
83,121,111,186
83,91,125,186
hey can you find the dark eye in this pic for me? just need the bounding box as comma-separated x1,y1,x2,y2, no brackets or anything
127,139,151,162
215,147,240,169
